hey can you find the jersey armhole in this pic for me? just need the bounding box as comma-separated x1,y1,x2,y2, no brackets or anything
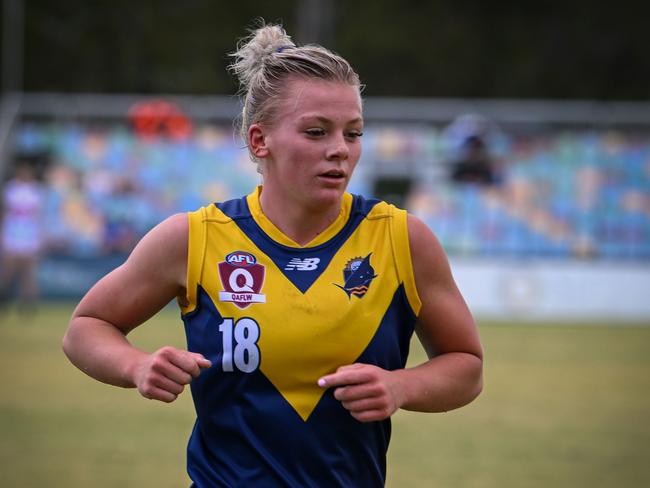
182,206,208,315
389,206,422,317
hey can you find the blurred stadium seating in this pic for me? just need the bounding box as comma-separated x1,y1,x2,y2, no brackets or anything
11,117,649,260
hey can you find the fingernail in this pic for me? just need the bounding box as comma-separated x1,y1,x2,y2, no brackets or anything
318,378,326,387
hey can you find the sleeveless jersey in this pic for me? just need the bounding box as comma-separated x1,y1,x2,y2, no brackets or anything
180,187,422,487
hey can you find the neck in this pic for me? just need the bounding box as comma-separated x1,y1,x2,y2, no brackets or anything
259,189,342,246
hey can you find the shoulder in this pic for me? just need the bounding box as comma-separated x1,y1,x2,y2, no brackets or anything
126,213,188,273
406,213,453,284
407,214,440,250
406,214,435,250
144,212,188,246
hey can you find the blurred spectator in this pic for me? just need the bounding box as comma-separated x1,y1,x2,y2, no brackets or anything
443,113,501,185
128,99,193,141
43,164,105,256
0,160,46,314
450,134,498,184
101,177,141,254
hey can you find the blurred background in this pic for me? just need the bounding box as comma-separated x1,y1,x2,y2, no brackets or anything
1,1,649,487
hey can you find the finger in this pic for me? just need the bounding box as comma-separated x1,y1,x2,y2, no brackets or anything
318,368,371,388
317,363,366,388
139,383,179,403
350,409,388,423
341,397,384,412
191,353,212,370
336,363,365,373
150,358,194,385
151,389,178,403
168,351,208,378
165,365,195,385
333,383,382,402
153,374,186,395
147,350,193,384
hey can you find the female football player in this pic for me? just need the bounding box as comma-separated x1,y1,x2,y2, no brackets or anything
63,21,483,487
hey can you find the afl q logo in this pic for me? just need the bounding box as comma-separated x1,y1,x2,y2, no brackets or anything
218,252,266,309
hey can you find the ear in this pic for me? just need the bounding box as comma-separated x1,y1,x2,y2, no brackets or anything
248,124,270,159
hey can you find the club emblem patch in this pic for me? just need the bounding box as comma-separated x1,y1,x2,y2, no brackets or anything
334,253,378,299
218,251,266,309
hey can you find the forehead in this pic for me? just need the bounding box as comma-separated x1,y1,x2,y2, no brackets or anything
275,77,362,123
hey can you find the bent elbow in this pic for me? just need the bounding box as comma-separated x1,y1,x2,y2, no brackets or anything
471,373,484,403
61,327,73,360
61,319,80,362
465,354,484,405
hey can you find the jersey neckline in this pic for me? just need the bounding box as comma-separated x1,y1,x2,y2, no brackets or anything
245,186,354,249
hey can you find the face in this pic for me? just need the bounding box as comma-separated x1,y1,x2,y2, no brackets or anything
250,77,363,212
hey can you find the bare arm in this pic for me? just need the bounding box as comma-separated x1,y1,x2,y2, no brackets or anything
319,214,483,421
390,214,483,411
62,213,210,403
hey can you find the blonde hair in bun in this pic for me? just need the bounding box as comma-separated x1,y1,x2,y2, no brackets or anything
229,19,361,164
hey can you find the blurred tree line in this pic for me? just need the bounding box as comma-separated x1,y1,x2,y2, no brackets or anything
8,0,650,99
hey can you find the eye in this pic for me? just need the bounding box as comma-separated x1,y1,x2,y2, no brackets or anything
304,128,325,137
346,130,364,140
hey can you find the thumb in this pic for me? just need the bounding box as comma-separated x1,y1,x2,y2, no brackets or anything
190,352,212,369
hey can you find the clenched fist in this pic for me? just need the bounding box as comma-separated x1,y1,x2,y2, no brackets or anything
132,346,211,403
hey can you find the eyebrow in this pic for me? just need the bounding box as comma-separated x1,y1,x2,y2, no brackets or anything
298,115,364,125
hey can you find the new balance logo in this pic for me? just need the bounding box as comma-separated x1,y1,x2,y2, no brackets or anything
284,257,321,271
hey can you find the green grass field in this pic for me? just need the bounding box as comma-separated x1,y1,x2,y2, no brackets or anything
1,303,649,487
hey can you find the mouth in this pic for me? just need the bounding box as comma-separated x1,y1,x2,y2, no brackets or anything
318,169,347,181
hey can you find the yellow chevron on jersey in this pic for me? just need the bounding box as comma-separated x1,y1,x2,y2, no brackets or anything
181,187,421,421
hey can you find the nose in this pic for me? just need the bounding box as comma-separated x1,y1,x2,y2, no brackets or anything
326,134,349,161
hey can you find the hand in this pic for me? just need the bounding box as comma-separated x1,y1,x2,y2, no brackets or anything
132,346,211,403
318,363,404,422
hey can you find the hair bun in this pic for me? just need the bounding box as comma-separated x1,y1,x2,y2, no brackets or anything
229,22,296,89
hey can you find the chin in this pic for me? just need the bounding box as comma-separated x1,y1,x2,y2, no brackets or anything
308,186,346,209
